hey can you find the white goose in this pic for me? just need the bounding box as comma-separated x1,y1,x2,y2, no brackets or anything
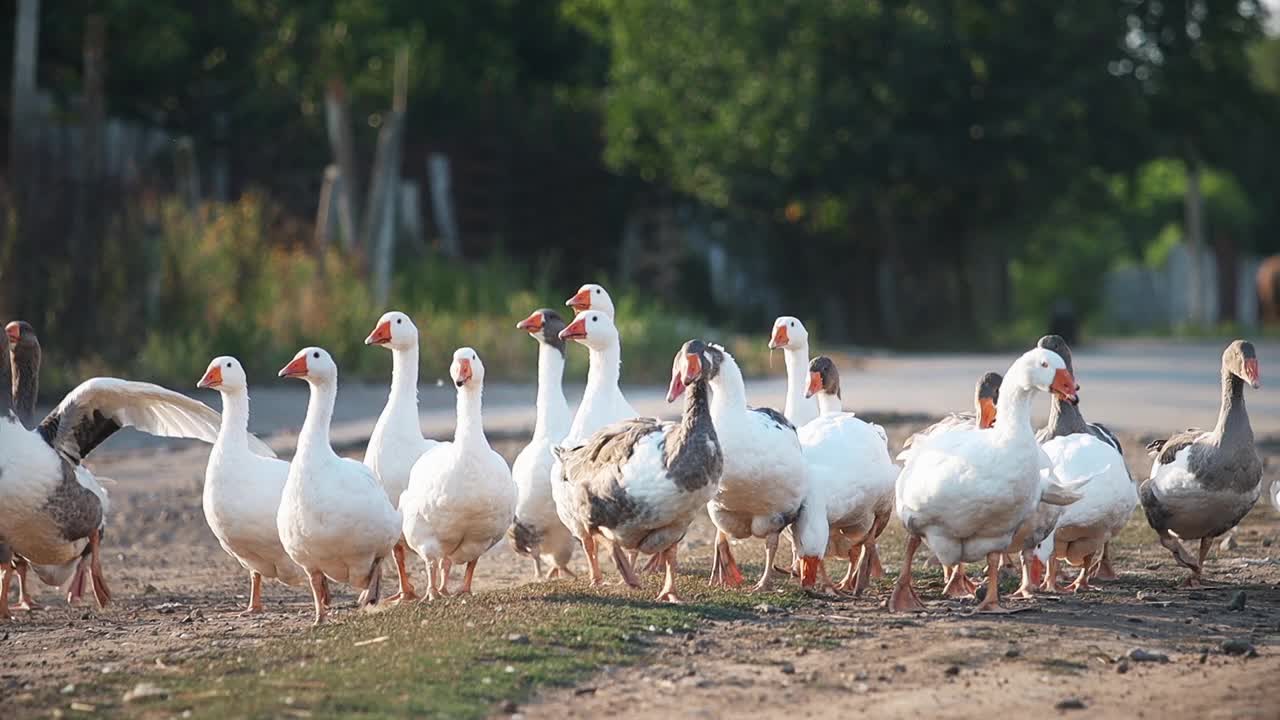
509,309,577,579
791,357,896,594
768,316,819,427
276,347,401,625
704,344,807,591
551,309,639,583
401,349,515,599
363,310,438,602
198,356,306,614
0,333,241,618
566,283,616,319
891,347,1078,613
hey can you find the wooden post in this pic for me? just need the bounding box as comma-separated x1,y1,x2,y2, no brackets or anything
398,180,425,249
314,164,341,250
324,78,361,252
427,152,462,257
68,13,107,343
365,46,409,306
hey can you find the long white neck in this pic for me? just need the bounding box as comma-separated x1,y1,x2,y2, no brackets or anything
783,344,811,420
992,374,1037,444
297,379,337,458
710,357,749,417
454,385,489,450
534,344,570,440
215,389,252,454
386,345,420,420
816,391,842,415
585,339,622,394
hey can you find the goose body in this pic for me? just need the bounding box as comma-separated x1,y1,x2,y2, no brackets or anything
890,347,1078,612
198,357,304,613
704,345,807,591
556,340,723,600
276,347,401,624
401,349,514,598
1140,340,1262,587
791,357,896,593
509,310,576,578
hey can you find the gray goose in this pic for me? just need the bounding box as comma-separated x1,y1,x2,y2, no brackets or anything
1035,334,1133,582
554,340,723,602
1140,340,1262,588
0,327,259,618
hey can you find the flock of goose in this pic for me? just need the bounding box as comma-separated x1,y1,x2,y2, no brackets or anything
0,284,1271,625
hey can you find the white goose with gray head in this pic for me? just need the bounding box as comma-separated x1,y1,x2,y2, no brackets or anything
363,310,439,603
768,316,819,427
703,343,807,592
401,349,515,599
276,347,402,625
1140,339,1263,588
555,340,723,602
790,357,896,595
1034,335,1135,593
509,309,577,580
0,327,250,619
891,347,1080,613
198,356,305,615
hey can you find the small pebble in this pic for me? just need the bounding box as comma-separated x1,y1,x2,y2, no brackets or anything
500,700,519,714
1220,535,1238,551
1127,648,1169,663
893,664,906,673
1055,698,1086,711
1263,537,1273,547
1005,648,1021,658
506,634,529,644
944,665,960,676
1116,659,1129,674
1221,639,1257,657
780,662,796,675
1226,591,1246,612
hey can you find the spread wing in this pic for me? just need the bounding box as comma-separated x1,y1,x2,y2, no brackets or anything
37,378,276,463
555,417,667,529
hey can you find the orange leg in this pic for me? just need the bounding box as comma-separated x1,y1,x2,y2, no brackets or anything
420,557,442,602
1011,551,1039,599
0,562,12,621
241,571,265,616
888,535,926,612
14,559,39,610
655,547,682,603
610,541,642,589
87,529,111,609
708,530,744,588
307,570,327,626
581,533,605,587
386,541,419,603
751,533,782,592
834,545,860,593
976,552,1016,613
943,563,979,598
459,560,478,595
865,541,885,579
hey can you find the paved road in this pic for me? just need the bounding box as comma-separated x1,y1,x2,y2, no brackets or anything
85,338,1280,456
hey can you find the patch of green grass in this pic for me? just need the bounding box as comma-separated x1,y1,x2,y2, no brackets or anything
61,581,807,719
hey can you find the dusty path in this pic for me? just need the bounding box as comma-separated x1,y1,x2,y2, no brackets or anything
4,419,1279,718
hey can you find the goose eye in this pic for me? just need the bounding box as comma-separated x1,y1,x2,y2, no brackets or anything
313,352,320,359
789,322,795,328
225,362,232,368
594,288,601,294
592,316,598,322
396,318,402,324
1040,360,1048,368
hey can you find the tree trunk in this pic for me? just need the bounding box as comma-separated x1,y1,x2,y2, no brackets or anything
68,14,106,344
428,152,462,257
6,0,39,321
1183,144,1205,327
364,47,409,307
324,78,361,252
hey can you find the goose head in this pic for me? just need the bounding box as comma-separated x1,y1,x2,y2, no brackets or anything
1011,348,1076,402
516,308,568,352
6,320,35,348
667,339,724,402
974,372,1002,429
198,356,249,392
450,347,485,389
558,310,619,352
279,347,338,385
804,356,840,399
1036,335,1082,404
1224,339,1261,389
365,310,419,351
769,316,808,351
565,283,615,319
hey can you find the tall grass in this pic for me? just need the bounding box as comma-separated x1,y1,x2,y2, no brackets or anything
62,194,771,391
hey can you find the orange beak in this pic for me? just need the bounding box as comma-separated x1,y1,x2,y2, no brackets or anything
365,320,393,346
455,358,473,387
279,355,309,379
197,365,223,389
4,322,19,344
1243,358,1262,389
768,325,789,350
566,288,592,313
978,397,997,429
800,556,820,588
1049,368,1078,403
516,311,544,332
804,371,822,399
559,315,589,341
667,353,702,403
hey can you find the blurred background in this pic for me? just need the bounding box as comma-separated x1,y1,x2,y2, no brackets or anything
2,0,1280,390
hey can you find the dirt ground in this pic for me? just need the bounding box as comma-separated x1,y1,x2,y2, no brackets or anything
3,423,1279,719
